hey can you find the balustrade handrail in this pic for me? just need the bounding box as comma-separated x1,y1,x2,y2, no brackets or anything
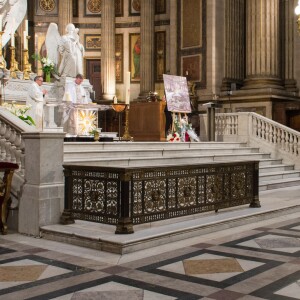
215,112,300,166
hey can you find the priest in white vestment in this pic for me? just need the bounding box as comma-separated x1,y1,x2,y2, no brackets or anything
27,76,47,130
62,74,91,135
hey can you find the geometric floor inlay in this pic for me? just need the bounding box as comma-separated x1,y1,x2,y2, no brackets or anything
183,258,244,275
0,265,47,281
274,281,300,299
255,237,300,249
71,290,144,300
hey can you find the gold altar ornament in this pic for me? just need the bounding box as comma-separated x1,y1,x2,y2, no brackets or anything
77,110,97,136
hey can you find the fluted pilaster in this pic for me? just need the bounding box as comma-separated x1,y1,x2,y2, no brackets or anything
221,0,245,91
101,0,116,100
58,0,72,35
139,0,155,99
283,0,298,92
244,0,283,89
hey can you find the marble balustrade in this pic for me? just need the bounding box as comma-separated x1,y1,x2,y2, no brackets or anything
0,107,37,176
204,112,300,169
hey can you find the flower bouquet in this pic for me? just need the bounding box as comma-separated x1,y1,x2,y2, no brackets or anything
3,101,35,126
32,54,56,82
167,114,200,142
167,131,181,142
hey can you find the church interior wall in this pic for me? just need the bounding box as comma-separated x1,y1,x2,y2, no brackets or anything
2,0,299,129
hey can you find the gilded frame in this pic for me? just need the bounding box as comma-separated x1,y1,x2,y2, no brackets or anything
129,33,141,83
84,0,123,16
84,34,101,51
155,31,166,82
115,34,124,83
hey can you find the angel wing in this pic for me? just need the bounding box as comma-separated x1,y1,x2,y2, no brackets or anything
45,23,61,70
2,0,27,47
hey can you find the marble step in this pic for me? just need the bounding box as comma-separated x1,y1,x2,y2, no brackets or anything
64,152,271,166
259,170,300,182
259,177,300,191
64,147,260,160
40,186,300,254
64,141,248,152
259,164,294,173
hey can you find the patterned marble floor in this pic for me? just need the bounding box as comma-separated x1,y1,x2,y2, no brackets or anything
1,213,300,299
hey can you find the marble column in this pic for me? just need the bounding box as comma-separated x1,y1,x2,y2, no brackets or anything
244,0,283,89
101,0,116,100
58,0,72,35
139,0,155,100
282,0,298,92
221,0,245,91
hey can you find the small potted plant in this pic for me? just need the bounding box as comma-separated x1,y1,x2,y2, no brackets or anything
90,129,100,142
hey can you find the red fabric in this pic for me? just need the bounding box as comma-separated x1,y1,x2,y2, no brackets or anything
0,162,18,170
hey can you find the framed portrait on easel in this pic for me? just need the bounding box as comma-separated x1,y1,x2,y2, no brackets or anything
163,74,191,113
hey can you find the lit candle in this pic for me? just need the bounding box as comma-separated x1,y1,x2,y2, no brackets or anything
23,31,27,49
0,15,3,32
125,71,130,105
11,31,15,47
25,19,28,35
11,18,15,47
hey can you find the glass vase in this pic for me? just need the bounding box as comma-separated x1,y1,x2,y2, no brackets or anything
45,71,51,83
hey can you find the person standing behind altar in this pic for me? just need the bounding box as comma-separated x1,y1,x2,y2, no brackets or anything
27,75,48,130
63,74,90,104
62,74,91,135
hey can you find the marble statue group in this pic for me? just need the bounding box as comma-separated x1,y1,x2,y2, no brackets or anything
46,22,85,78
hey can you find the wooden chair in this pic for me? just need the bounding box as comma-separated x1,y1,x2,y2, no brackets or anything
0,162,18,235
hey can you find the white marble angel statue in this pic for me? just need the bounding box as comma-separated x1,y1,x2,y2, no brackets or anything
45,23,85,78
0,0,27,47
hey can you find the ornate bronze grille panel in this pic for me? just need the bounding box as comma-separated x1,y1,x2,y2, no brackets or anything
62,161,260,233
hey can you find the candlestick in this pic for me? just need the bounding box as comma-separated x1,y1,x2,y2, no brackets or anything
10,46,20,79
122,106,133,141
23,35,32,79
0,31,5,69
125,71,130,105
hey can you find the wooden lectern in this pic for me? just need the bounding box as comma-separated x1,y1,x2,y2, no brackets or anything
129,101,166,141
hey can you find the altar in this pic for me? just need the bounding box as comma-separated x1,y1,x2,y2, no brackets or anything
60,103,111,136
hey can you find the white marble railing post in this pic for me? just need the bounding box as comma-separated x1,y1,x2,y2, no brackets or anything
19,132,65,236
101,0,116,100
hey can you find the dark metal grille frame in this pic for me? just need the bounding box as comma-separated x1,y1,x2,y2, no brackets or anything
62,161,260,234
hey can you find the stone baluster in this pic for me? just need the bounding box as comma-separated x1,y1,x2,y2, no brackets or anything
244,0,283,90
8,128,16,163
0,121,7,160
19,138,25,176
139,0,155,99
58,0,73,35
101,0,116,100
14,131,22,168
4,125,12,161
